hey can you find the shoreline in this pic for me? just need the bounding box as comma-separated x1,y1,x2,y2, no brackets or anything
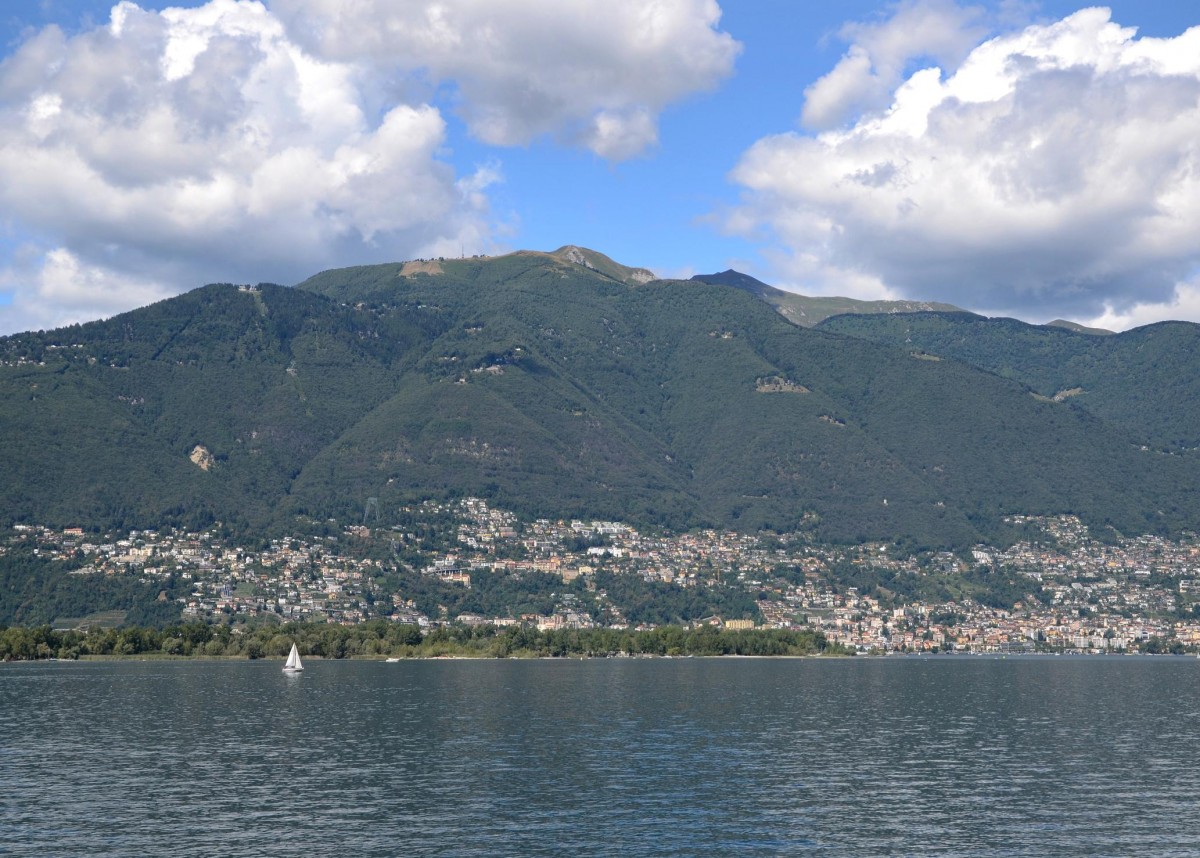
5,650,1189,664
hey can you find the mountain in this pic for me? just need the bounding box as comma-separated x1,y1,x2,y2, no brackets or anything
691,270,963,327
817,311,1200,453
1,248,1198,549
1045,319,1115,336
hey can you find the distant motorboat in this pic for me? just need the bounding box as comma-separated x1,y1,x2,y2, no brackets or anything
283,642,304,673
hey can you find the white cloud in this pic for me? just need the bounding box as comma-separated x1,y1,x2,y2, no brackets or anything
0,247,176,334
729,7,1200,327
802,0,987,129
270,0,740,159
0,0,739,334
1086,277,1200,332
0,0,499,334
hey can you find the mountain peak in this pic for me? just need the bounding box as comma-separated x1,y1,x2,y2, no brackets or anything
548,245,656,285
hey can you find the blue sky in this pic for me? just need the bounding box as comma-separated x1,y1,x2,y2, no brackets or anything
1,1,1198,333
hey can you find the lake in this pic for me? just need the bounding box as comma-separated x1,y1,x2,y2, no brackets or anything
2,655,1199,856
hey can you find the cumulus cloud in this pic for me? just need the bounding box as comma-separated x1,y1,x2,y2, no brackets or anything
1087,277,1200,332
0,247,177,334
270,0,740,159
0,0,735,334
0,0,497,333
802,0,988,130
729,7,1200,327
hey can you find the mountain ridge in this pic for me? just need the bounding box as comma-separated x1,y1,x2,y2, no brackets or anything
1,247,1196,549
690,270,966,327
818,310,1200,453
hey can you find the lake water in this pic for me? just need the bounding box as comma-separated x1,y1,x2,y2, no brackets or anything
3,655,1200,856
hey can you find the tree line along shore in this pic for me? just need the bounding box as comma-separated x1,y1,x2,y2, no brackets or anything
0,620,843,661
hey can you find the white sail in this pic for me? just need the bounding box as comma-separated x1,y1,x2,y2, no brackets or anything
283,642,304,672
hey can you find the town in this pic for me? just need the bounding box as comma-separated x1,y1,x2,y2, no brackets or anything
7,498,1200,655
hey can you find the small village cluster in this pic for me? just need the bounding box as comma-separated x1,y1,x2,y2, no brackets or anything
9,499,1200,654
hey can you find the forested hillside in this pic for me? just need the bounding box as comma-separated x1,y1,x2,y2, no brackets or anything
818,312,1200,452
1,246,1197,547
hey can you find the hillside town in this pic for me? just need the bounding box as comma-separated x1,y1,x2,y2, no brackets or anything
7,499,1200,654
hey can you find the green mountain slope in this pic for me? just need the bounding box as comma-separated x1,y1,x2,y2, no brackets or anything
691,270,963,327
182,255,1200,536
1,249,1197,548
818,312,1200,452
0,283,434,530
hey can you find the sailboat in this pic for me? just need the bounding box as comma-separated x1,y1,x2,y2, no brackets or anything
283,642,304,673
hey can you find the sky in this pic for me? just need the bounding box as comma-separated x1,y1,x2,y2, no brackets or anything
0,1,1198,334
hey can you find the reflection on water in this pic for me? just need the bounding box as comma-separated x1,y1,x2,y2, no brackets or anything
2,656,1199,856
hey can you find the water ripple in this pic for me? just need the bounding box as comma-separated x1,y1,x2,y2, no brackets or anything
3,656,1200,855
